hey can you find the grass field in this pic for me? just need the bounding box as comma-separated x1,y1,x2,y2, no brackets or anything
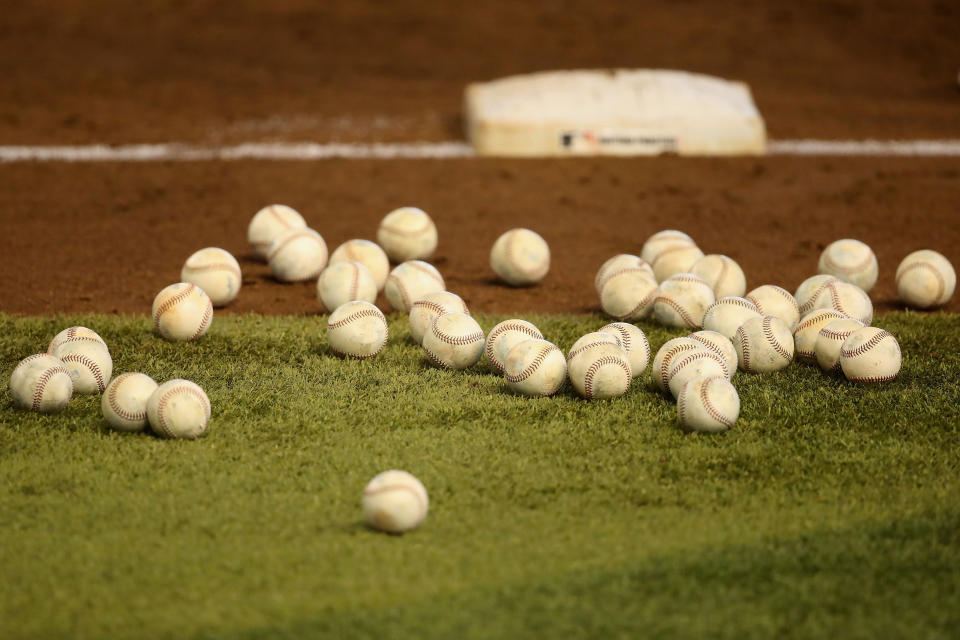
1,310,959,639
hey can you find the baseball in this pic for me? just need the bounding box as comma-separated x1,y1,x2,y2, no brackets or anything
792,309,848,362
895,249,956,309
408,291,469,345
734,315,795,373
384,260,445,313
316,261,378,312
701,296,761,341
818,238,879,292
599,322,650,376
362,470,429,534
598,267,658,320
745,285,800,331
690,254,747,298
57,340,112,394
814,317,866,372
422,312,485,370
484,319,544,373
651,244,705,283
328,239,391,291
267,227,328,282
640,229,696,264
689,330,737,379
567,340,631,400
9,353,73,413
247,204,307,260
146,379,211,440
152,283,213,341
504,338,567,397
653,273,715,328
677,376,740,433
377,207,438,262
47,326,107,355
567,331,621,360
840,327,902,383
811,280,873,325
794,274,840,315
667,348,730,398
101,372,159,432
180,247,242,307
490,228,550,286
652,337,703,392
327,301,389,359
594,254,653,293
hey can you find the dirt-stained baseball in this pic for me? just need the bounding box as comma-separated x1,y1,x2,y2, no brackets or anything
180,247,242,307
422,312,485,369
316,261,377,312
363,469,429,534
652,337,703,392
152,283,213,341
599,322,650,376
839,327,901,383
567,340,631,400
815,317,866,372
640,229,697,265
794,274,840,315
667,347,730,398
792,309,848,362
47,326,107,356
9,353,73,413
677,376,740,433
377,207,438,262
101,372,159,432
653,273,715,328
384,260,445,313
57,340,112,394
490,228,550,286
408,291,469,345
146,379,211,440
504,338,567,397
895,249,956,309
248,204,307,260
690,254,747,299
734,315,794,373
811,280,873,325
485,319,544,373
267,227,328,282
598,267,658,320
745,285,800,331
328,239,391,291
819,238,878,292
701,296,762,341
327,301,389,359
595,254,653,293
689,330,737,379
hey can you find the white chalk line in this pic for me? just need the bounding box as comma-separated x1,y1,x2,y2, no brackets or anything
1,139,960,162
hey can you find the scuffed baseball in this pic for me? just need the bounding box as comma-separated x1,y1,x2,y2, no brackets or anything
792,309,848,362
814,318,866,373
47,326,107,356
316,261,378,312
599,268,658,320
377,207,438,262
689,330,737,379
422,312,485,370
9,353,73,413
745,285,800,331
484,319,544,373
328,239,391,291
677,376,740,433
363,470,428,534
653,273,715,328
819,238,878,292
599,322,651,376
490,228,550,286
640,229,696,264
568,331,622,360
152,283,213,341
794,274,840,316
840,327,902,383
811,280,873,325
248,204,307,260
651,244,705,283
667,348,730,398
895,249,956,309
180,247,242,307
409,291,469,345
384,260,445,313
101,372,159,432
327,301,389,359
567,341,631,400
652,337,703,392
146,379,211,440
595,254,653,293
690,254,747,299
57,341,112,394
504,339,567,397
734,316,794,373
701,296,762,341
267,227,328,282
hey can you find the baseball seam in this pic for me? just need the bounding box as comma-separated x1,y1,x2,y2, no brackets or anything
155,385,210,438
716,258,729,293
407,262,443,286
736,326,751,371
267,229,320,263
701,377,735,427
847,373,898,383
896,262,945,304
619,288,658,320
329,308,386,330
762,317,792,362
597,266,649,293
715,298,758,313
32,365,70,411
423,344,450,369
659,344,697,390
651,244,695,269
432,325,484,347
567,340,617,362
485,322,542,368
107,374,147,422
506,343,555,383
606,325,631,351
153,284,196,329
583,356,631,400
192,301,213,340
183,262,242,281
364,484,427,521
387,275,411,310
799,278,837,314
824,249,873,276
840,330,894,359
654,296,698,328
381,218,432,238
60,353,106,392
672,351,729,382
795,310,845,334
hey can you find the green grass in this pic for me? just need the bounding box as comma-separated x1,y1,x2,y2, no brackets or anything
1,310,958,640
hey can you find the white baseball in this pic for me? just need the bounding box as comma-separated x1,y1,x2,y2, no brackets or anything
503,339,567,397
484,319,544,373
595,254,653,293
814,318,866,372
47,326,107,355
377,207,438,262
811,280,873,325
652,337,703,392
422,312,485,370
408,291,469,345
640,229,696,264
792,309,848,362
384,260,445,313
734,316,795,373
701,296,762,340
57,341,112,394
651,244,705,283
690,254,747,298
677,376,740,433
895,249,956,309
363,470,428,534
818,238,878,292
490,228,550,286
567,341,631,400
267,227,328,282
794,274,840,315
316,261,378,312
180,247,242,307
9,354,73,413
689,330,737,379
567,331,621,360
146,379,211,440
653,273,715,328
327,301,389,359
599,322,650,376
599,268,658,320
667,348,730,398
745,285,800,331
328,239,391,291
101,372,159,432
152,283,213,341
840,327,902,383
248,204,307,260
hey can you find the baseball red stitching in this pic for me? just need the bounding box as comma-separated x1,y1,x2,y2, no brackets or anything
824,249,873,276
654,296,697,328
192,301,213,340
604,324,631,351
671,350,729,382
431,323,484,346
485,322,542,368
155,385,210,438
840,330,894,359
153,284,196,329
183,262,242,281
794,310,845,334
799,278,837,314
819,327,858,341
386,275,411,310
736,326,750,371
896,262,945,303
651,244,695,269
700,377,734,427
267,229,320,262
380,217,432,238
411,299,448,316
620,288,658,320
847,373,898,383
762,317,792,362
597,266,650,294
659,343,698,390
107,373,147,422
677,388,688,425
423,344,450,369
567,339,617,362
583,355,631,400
60,353,106,392
506,343,556,383
31,364,70,411
329,307,386,330
715,257,729,293
407,261,443,285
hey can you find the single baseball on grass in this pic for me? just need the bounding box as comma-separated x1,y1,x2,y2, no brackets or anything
384,260,446,313
734,315,794,373
9,354,73,413
57,341,112,394
599,322,650,376
599,268,658,320
701,296,761,341
640,229,697,265
248,204,307,260
422,312,485,369
794,274,840,315
814,317,866,372
567,341,631,400
328,239,391,291
47,326,107,356
316,261,377,313
690,254,747,299
408,291,469,345
180,247,242,307
840,327,902,383
689,330,737,379
267,227,328,282
667,347,730,398
490,228,550,286
146,379,211,440
504,338,567,397
652,337,703,392
651,244,705,283
895,249,956,309
363,470,429,534
677,376,740,433
377,207,438,262
484,319,544,373
745,285,800,331
653,273,715,328
811,280,873,325
327,301,389,359
818,238,879,292
594,254,653,293
101,372,159,432
792,309,848,362
152,282,213,341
